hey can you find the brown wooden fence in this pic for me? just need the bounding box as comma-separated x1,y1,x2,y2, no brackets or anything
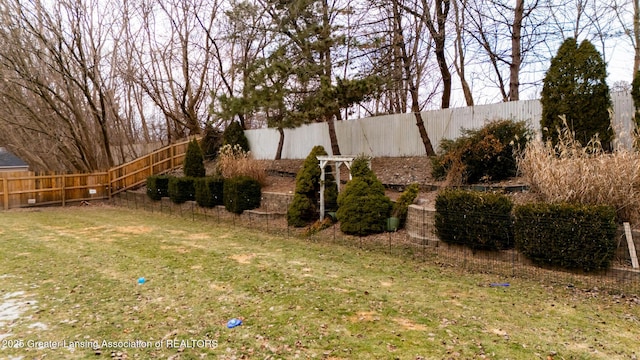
0,139,192,210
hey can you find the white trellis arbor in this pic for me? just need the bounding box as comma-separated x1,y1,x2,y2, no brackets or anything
317,155,370,220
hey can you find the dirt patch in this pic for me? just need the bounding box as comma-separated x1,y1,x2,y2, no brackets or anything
230,254,256,264
393,317,428,331
186,233,211,240
349,311,379,322
115,225,153,234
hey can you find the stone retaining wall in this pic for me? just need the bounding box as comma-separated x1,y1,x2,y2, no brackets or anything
260,191,293,214
405,204,438,246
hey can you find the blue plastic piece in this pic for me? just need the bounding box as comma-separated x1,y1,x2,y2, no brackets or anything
227,318,242,328
490,282,510,287
137,277,146,284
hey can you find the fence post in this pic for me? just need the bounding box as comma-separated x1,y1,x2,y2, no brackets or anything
2,178,7,210
61,175,66,207
107,169,113,200
170,144,175,170
149,152,154,177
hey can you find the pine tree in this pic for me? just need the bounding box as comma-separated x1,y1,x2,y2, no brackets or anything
541,38,613,148
222,121,250,152
183,139,205,178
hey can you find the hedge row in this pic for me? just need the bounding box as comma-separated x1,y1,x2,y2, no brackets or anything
434,189,618,272
435,189,514,250
514,203,617,272
146,174,260,214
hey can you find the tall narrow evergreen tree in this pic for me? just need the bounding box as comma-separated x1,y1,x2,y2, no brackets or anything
183,139,206,178
287,145,337,227
222,121,250,152
540,38,613,148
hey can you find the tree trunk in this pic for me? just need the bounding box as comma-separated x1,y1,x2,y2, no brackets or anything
424,0,451,109
436,45,452,108
326,116,341,155
393,1,436,156
453,0,473,106
414,111,435,156
275,127,284,160
509,0,523,101
634,0,640,75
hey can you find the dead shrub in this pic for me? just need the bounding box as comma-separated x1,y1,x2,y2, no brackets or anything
216,144,267,186
517,118,640,222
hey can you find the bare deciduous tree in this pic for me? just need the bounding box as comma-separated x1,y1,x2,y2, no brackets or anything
464,0,547,102
0,0,123,171
124,0,220,142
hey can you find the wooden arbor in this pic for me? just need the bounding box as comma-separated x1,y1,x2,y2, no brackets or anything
317,155,370,220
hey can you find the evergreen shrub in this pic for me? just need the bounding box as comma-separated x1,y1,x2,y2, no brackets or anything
540,38,613,148
434,189,514,250
201,124,224,160
194,176,224,208
223,176,261,214
514,203,617,272
287,146,337,227
146,175,171,200
222,121,250,152
431,120,530,184
287,195,316,228
336,156,392,236
391,183,420,228
168,176,196,204
183,139,206,178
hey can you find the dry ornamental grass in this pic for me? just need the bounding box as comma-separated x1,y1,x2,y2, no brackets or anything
216,144,267,185
517,121,640,223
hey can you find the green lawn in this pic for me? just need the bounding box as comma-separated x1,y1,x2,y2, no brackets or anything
0,206,638,359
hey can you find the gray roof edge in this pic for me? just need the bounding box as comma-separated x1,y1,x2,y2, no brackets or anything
0,147,29,167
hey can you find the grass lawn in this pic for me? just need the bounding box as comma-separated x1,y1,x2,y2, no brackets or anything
0,206,639,359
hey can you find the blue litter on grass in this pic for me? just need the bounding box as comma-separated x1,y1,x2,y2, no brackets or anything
137,277,146,284
490,283,510,287
227,318,242,328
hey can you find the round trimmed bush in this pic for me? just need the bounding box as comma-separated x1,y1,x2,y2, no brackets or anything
336,156,392,236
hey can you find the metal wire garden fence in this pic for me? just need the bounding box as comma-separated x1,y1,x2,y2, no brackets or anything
111,191,640,296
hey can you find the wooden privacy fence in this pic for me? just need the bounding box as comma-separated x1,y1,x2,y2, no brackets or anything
0,139,192,210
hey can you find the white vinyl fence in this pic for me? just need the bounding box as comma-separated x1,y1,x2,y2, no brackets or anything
246,92,635,160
